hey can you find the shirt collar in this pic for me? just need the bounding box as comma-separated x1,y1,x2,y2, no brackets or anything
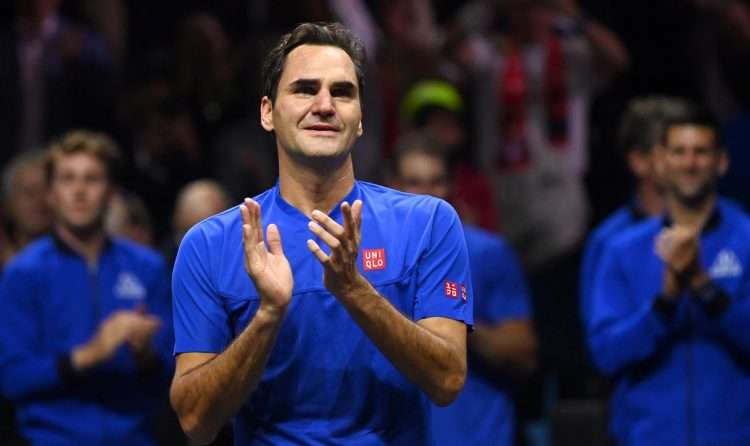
660,202,722,234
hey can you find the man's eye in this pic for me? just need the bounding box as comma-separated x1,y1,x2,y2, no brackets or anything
331,87,353,98
296,86,317,95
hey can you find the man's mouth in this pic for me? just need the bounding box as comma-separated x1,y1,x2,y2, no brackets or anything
304,124,339,134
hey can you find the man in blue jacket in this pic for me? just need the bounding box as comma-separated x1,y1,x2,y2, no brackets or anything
587,106,750,445
580,96,695,325
0,130,173,445
393,132,538,446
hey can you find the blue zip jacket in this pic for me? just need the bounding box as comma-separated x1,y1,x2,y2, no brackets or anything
431,225,531,445
587,200,750,445
580,202,645,326
0,235,173,446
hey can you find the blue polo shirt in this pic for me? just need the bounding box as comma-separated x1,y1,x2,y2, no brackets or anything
431,225,531,446
172,181,473,445
587,199,750,445
0,235,173,446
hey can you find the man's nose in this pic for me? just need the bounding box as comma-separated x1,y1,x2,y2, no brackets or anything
311,90,335,116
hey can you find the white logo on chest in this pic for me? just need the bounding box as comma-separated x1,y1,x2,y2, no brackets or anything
114,272,146,300
709,249,743,279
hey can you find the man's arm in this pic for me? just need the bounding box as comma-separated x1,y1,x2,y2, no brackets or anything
587,241,679,375
170,306,285,444
0,263,158,400
471,320,537,377
307,200,467,406
170,199,293,444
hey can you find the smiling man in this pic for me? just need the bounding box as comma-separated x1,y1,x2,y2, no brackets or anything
169,23,472,445
587,106,750,445
0,130,173,445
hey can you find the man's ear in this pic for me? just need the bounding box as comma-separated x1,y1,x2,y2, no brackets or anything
260,96,274,132
718,147,730,177
357,120,363,137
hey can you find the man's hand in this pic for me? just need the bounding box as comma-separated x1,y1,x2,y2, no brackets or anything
241,198,294,315
126,304,162,367
655,225,705,294
306,200,365,297
72,310,160,371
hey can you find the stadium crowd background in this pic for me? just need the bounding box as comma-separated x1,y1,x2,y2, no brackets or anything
1,0,750,445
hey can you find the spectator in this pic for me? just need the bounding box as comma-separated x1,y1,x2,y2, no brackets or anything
457,0,629,269
162,179,230,266
587,107,750,445
580,96,696,325
1,151,51,270
105,189,155,247
392,133,538,446
0,130,173,445
0,0,116,165
400,80,498,231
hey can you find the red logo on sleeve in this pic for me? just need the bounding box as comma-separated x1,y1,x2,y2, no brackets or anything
363,248,386,271
444,281,459,299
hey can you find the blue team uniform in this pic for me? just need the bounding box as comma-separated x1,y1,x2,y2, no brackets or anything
580,202,645,325
587,199,750,445
172,181,473,445
431,225,531,445
0,235,173,445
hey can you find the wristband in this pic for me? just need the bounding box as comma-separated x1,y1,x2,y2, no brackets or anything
652,293,679,317
56,353,82,384
692,280,730,318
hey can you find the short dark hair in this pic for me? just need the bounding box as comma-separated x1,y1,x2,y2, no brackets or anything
617,96,696,155
661,105,723,148
261,22,366,102
45,130,122,184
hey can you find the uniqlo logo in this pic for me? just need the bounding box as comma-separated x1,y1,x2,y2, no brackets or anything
444,281,459,299
363,248,386,271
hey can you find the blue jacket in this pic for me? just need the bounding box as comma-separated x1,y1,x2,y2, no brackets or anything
432,225,531,446
587,200,750,445
0,235,173,445
580,202,645,325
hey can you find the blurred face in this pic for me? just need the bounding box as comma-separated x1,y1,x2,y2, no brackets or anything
8,163,50,237
49,153,111,236
261,44,363,165
397,151,450,200
658,124,727,207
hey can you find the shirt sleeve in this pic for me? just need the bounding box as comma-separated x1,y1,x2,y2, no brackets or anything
0,262,65,401
586,243,677,376
476,238,531,323
579,234,604,325
172,224,231,355
413,200,473,326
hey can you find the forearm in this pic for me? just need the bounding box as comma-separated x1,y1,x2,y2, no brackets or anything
588,297,675,375
335,276,466,406
470,320,538,377
170,306,285,444
584,18,630,75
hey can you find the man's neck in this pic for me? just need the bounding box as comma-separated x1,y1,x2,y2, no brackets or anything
277,152,356,217
55,223,106,268
667,194,717,232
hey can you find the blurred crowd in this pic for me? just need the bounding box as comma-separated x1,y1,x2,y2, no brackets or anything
1,0,750,445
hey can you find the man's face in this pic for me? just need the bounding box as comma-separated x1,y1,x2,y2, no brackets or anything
658,124,727,207
397,151,450,200
260,44,363,163
8,163,50,237
49,153,111,235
